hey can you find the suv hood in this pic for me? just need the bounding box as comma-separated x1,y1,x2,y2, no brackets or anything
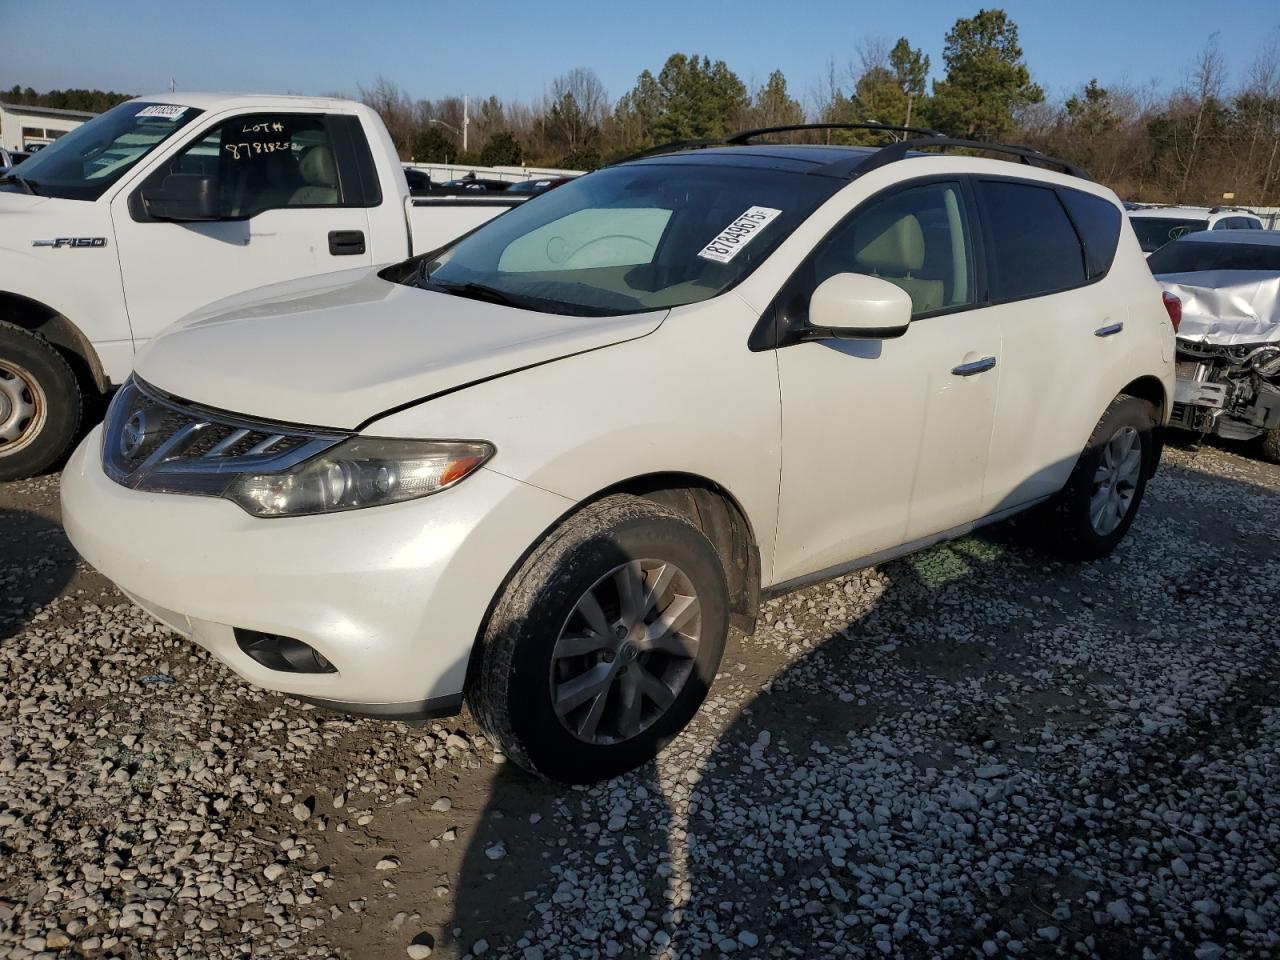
136,267,667,429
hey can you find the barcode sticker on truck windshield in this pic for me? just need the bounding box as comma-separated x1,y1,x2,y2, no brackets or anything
697,206,783,264
137,105,188,120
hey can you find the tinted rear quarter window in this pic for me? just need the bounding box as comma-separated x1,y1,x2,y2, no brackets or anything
1060,189,1121,279
976,180,1086,302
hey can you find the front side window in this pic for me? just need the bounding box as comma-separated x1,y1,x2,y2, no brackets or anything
1129,216,1210,253
790,181,976,321
144,113,343,219
414,162,841,316
977,180,1086,301
1,101,202,200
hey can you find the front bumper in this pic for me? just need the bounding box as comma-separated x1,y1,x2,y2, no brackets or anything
61,426,572,712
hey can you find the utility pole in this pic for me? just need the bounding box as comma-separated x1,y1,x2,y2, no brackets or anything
463,95,469,153
169,77,176,93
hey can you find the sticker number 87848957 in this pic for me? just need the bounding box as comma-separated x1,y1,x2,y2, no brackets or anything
697,206,783,264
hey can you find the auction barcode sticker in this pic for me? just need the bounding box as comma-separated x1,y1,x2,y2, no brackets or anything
137,105,188,119
697,206,783,264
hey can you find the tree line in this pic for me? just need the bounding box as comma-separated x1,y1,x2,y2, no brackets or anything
8,9,1280,205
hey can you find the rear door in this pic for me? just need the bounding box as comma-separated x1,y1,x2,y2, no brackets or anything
978,179,1125,513
110,111,378,345
772,178,1002,585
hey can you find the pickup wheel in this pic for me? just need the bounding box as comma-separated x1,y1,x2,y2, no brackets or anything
1035,394,1157,560
468,494,729,784
1260,427,1280,465
0,323,83,482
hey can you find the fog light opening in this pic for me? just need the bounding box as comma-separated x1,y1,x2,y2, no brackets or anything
234,629,337,674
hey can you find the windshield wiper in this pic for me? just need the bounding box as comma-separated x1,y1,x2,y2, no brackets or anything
425,279,523,308
0,172,39,196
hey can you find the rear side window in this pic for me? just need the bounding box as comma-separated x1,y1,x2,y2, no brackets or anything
976,180,1086,302
1060,189,1121,279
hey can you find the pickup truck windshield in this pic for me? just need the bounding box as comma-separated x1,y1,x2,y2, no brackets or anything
416,163,841,316
0,101,203,201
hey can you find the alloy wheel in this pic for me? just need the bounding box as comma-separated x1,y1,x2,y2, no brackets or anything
1089,425,1142,536
550,558,702,745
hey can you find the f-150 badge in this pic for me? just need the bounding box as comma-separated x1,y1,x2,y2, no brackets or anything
32,237,108,248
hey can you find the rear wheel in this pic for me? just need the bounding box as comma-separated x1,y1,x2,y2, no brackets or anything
1260,426,1280,465
468,495,729,783
1034,394,1157,560
0,323,82,482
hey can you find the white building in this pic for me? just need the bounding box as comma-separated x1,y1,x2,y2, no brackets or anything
0,102,97,152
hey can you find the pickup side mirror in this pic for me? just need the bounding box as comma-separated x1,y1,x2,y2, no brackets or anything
807,272,913,340
142,174,220,222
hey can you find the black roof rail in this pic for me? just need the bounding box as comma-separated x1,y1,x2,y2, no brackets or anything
725,121,944,144
820,136,1091,181
611,138,724,164
610,122,946,167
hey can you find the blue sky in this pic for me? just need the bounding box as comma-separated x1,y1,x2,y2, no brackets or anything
4,0,1279,108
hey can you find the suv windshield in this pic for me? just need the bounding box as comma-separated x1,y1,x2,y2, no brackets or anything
1129,216,1209,253
413,162,842,316
0,101,203,201
1148,240,1280,275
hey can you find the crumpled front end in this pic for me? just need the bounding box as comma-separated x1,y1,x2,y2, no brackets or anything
1170,340,1280,442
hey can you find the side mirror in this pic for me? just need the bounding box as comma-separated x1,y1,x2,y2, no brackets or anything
807,273,913,339
142,174,220,222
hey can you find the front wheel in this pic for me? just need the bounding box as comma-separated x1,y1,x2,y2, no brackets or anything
1035,394,1157,560
0,323,83,482
468,495,729,783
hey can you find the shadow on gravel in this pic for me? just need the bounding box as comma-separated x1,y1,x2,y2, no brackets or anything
0,507,76,642
445,461,1280,958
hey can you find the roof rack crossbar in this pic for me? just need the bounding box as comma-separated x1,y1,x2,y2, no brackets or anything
725,121,944,144
825,137,1090,180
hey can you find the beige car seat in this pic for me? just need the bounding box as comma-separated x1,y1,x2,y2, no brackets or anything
851,209,944,314
290,145,339,205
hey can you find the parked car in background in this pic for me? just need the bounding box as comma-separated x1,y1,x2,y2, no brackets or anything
434,174,512,194
403,166,433,196
1149,230,1280,461
62,126,1174,783
0,147,32,171
0,93,529,480
505,176,574,195
1127,205,1264,255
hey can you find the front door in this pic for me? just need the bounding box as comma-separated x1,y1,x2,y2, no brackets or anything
772,179,1002,586
109,111,373,347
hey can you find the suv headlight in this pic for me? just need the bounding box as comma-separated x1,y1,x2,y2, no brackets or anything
226,437,494,517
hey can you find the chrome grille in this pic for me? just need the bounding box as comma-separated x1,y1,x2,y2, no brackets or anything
102,378,347,497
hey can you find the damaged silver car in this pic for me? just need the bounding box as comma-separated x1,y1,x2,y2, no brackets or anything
1149,230,1280,462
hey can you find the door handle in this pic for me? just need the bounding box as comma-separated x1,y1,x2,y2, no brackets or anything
951,356,997,376
1094,321,1124,337
328,230,366,256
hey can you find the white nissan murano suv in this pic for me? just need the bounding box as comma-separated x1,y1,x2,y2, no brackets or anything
62,126,1177,783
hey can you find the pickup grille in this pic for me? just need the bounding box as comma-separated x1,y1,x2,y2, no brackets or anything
102,378,346,497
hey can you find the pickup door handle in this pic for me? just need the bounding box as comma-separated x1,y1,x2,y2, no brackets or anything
1094,321,1124,338
951,356,997,377
328,230,366,256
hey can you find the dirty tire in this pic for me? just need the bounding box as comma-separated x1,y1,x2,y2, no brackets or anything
1260,427,1280,465
1034,394,1157,561
467,494,729,784
0,322,82,482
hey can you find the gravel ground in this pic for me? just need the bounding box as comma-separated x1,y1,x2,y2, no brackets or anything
1,441,1278,959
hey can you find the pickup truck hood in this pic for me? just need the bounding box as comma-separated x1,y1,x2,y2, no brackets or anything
136,267,666,429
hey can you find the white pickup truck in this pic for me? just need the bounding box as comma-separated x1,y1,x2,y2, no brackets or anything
0,93,526,480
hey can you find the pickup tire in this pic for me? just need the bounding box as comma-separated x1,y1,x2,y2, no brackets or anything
468,495,729,783
0,323,82,482
1034,394,1157,560
1260,427,1280,465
